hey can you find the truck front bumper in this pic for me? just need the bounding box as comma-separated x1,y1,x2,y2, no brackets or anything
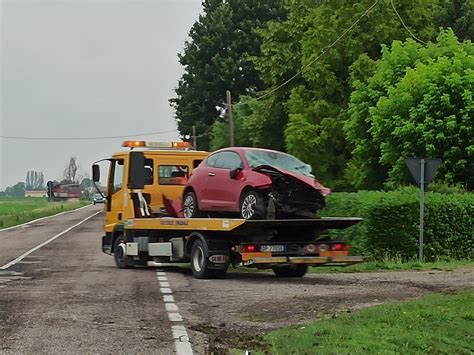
240,255,363,267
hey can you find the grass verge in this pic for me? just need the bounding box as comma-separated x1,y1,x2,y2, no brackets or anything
261,289,474,354
308,259,474,273
0,198,91,229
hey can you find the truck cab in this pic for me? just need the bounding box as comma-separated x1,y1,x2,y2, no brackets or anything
95,140,208,234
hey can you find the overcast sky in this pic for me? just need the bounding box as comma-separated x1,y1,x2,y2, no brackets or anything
0,0,202,189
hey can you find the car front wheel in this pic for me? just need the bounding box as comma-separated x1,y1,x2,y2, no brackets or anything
239,189,265,220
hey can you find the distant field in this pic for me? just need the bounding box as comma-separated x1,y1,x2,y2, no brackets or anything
0,197,90,229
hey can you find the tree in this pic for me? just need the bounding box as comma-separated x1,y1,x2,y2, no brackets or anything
5,182,26,197
436,0,474,41
63,157,78,183
346,30,474,189
170,0,286,150
251,0,442,188
25,171,45,190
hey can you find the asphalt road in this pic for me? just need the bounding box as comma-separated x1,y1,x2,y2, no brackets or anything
1,205,473,354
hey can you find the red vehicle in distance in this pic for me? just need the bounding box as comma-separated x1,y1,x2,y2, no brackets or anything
182,147,330,220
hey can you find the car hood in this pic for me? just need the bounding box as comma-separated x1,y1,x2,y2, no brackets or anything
253,165,331,196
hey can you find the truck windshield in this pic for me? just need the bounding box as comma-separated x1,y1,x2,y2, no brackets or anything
245,149,313,177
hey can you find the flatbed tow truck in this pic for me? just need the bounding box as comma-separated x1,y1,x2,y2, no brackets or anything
93,141,363,279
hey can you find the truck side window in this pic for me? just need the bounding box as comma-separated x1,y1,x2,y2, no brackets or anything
193,160,203,168
158,165,189,185
144,159,154,185
111,160,124,194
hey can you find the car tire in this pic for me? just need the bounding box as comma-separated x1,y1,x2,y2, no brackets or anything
239,189,265,220
183,191,202,218
190,239,227,279
113,235,134,269
272,265,308,278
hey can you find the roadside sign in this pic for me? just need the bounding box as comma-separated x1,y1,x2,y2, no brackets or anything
405,158,442,189
405,157,442,262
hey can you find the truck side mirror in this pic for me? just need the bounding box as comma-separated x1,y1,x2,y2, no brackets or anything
92,164,100,182
128,151,145,189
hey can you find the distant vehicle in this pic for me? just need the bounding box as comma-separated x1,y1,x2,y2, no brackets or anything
47,183,80,201
182,147,330,220
93,192,105,205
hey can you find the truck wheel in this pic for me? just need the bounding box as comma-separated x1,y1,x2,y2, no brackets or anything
190,239,227,279
183,191,202,218
239,189,265,220
113,235,134,269
272,265,308,278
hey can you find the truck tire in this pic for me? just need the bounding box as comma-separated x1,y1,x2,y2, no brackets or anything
239,189,265,220
113,235,134,269
272,265,308,278
190,239,227,279
183,191,202,218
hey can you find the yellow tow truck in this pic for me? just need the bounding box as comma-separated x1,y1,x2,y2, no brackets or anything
92,141,363,279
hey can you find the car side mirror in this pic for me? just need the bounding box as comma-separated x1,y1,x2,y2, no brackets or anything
230,167,242,180
92,164,100,182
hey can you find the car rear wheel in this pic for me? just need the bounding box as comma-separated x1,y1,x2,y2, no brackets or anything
183,191,202,218
239,189,265,220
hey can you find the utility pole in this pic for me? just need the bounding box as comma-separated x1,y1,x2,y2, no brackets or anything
192,125,197,150
226,90,235,146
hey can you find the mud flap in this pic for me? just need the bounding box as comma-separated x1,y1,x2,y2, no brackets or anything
102,235,112,255
206,240,230,270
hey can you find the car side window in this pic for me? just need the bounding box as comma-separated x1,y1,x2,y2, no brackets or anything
206,153,219,167
215,151,243,170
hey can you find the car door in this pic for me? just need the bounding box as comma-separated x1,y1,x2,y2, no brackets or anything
204,151,243,211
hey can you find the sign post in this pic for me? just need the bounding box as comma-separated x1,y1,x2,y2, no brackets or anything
405,158,442,262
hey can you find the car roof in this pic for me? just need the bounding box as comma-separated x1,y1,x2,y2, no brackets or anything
213,147,281,154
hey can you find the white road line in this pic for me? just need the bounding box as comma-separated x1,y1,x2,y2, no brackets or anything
0,210,102,270
165,303,179,312
168,313,183,322
163,295,175,302
172,325,193,355
156,270,193,355
159,281,170,287
0,204,94,232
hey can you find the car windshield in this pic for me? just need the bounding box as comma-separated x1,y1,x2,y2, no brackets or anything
245,149,314,177
94,193,103,198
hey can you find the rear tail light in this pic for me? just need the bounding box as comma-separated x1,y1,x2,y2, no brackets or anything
241,245,257,253
332,243,350,251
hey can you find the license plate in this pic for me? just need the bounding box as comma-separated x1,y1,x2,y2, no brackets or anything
259,245,286,252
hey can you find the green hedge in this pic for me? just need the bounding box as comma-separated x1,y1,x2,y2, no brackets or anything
320,188,473,260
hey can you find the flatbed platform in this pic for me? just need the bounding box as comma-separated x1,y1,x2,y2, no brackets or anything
123,217,363,233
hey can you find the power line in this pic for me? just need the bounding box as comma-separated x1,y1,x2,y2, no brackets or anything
0,129,178,141
255,0,382,102
391,0,427,44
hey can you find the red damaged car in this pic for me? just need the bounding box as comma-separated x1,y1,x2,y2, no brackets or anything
182,147,330,220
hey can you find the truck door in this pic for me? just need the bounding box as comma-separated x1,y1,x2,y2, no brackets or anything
106,159,125,231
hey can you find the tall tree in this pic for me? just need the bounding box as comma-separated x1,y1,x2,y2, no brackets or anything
63,157,78,183
251,0,442,188
25,171,45,190
170,0,286,150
